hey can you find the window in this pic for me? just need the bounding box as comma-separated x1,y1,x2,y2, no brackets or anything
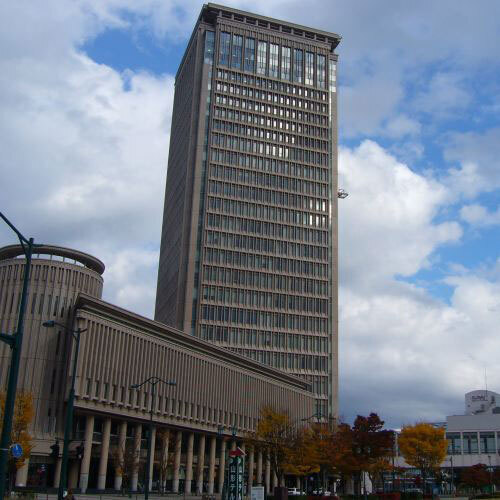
231,35,243,69
305,51,314,85
204,31,215,64
219,32,231,66
257,41,267,75
281,47,291,80
244,38,255,72
329,60,336,92
269,44,279,78
480,432,495,453
317,54,326,89
293,49,303,83
463,432,478,454
446,433,462,455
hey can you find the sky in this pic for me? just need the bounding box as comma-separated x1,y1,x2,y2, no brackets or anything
1,0,499,428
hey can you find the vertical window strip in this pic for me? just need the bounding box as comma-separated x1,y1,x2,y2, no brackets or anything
231,35,243,69
244,38,255,72
257,41,268,75
269,43,279,78
219,32,231,66
317,55,326,89
281,47,291,81
204,30,215,64
305,51,314,86
293,49,303,83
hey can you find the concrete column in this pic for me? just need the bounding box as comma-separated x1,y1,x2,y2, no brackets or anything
218,438,227,494
79,414,94,493
114,421,127,491
273,471,278,488
97,417,112,490
68,460,79,489
147,426,156,491
296,476,301,488
53,457,62,488
265,457,271,495
196,434,206,494
131,423,142,492
185,432,195,493
256,451,263,486
15,459,29,487
208,436,217,494
248,448,255,490
172,430,182,493
160,430,170,492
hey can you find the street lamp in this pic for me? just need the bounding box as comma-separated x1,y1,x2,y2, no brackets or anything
448,456,454,496
0,211,41,500
43,319,87,500
488,455,492,495
130,377,176,500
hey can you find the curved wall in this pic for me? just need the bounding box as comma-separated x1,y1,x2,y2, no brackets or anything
0,245,104,440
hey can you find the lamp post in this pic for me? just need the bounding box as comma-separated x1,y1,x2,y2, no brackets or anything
488,455,492,495
43,319,87,500
130,377,176,500
0,212,41,500
449,456,454,496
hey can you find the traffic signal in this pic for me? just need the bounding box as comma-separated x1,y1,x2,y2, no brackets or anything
76,443,84,460
50,441,60,459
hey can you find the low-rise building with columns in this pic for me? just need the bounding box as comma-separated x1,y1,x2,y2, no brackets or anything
0,244,315,493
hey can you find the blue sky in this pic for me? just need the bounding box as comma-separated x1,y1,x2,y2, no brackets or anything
1,0,499,427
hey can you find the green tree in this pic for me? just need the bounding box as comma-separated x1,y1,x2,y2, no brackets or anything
398,423,447,494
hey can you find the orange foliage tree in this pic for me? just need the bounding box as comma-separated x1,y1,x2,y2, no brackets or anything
398,423,447,493
0,390,35,489
246,406,297,488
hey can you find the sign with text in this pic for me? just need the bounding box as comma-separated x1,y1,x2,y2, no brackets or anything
228,455,244,500
251,486,265,500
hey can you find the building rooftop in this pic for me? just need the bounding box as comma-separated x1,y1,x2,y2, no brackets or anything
0,244,105,275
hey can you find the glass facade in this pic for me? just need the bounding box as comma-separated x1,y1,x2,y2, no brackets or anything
269,43,279,78
305,51,314,86
257,41,267,75
219,32,231,66
293,49,303,83
231,35,243,69
281,47,291,81
244,38,255,72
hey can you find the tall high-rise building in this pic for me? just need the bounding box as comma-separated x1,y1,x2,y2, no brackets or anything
155,3,341,417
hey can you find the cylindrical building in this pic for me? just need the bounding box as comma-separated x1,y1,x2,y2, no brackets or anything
0,245,104,473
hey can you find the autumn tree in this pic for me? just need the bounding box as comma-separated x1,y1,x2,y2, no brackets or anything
111,439,142,493
285,426,320,483
351,414,395,492
398,423,447,493
0,390,35,491
156,429,173,493
246,406,296,488
460,464,490,491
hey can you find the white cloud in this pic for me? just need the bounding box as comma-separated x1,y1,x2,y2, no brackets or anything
338,142,500,425
0,1,174,318
460,204,500,226
443,128,500,199
339,141,461,288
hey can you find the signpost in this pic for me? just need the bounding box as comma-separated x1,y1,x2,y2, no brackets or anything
228,448,245,500
251,486,265,500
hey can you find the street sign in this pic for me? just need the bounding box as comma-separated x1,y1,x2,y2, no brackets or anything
10,444,22,459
